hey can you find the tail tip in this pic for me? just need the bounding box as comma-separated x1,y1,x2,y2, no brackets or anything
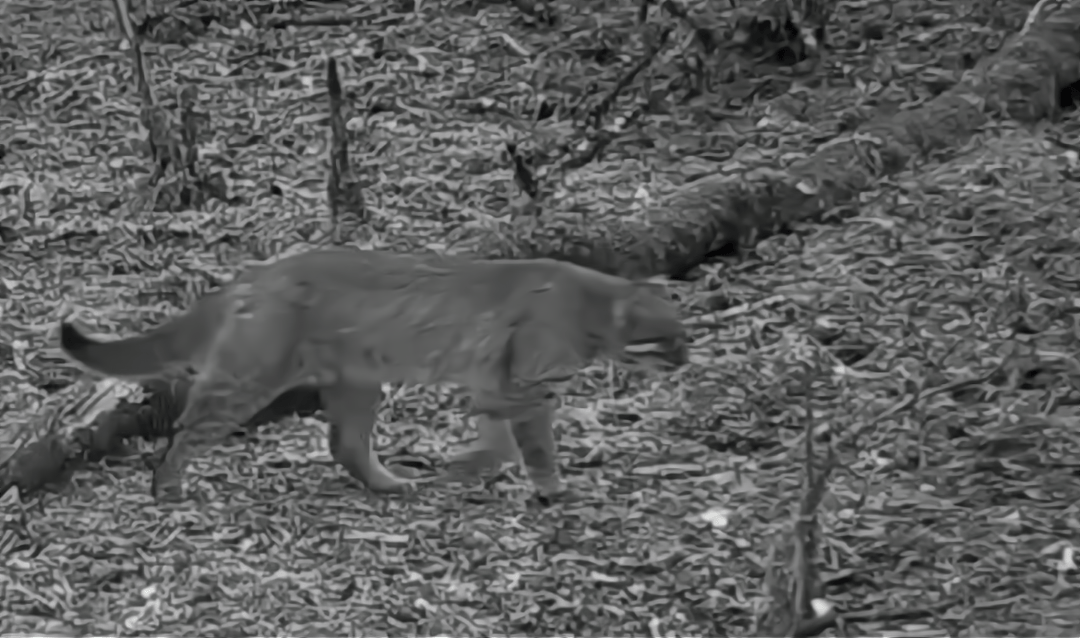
59,321,96,354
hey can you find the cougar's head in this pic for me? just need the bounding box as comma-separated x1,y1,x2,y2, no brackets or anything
613,282,689,371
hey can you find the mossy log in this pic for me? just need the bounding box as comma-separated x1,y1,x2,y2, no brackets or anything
480,0,1080,279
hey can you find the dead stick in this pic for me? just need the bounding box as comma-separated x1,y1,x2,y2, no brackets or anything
589,27,670,128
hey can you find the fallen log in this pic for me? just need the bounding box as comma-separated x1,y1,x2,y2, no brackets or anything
478,0,1080,279
0,380,322,500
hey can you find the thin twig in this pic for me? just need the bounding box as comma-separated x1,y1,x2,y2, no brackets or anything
589,27,671,128
660,0,718,54
111,0,187,208
638,0,651,24
506,142,539,200
325,56,365,242
561,107,643,171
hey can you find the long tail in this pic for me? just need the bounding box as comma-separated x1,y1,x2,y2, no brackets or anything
60,291,230,379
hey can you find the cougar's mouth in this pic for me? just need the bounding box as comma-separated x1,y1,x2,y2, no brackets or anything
623,342,667,355
621,341,688,370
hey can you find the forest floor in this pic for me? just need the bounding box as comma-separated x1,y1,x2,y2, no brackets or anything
3,0,1080,635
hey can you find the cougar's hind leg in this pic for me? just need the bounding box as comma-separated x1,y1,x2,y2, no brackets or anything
459,391,564,497
506,396,564,497
445,414,522,479
321,382,417,495
152,301,302,503
152,369,281,502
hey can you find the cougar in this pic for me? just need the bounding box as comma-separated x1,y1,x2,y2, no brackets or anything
59,249,689,502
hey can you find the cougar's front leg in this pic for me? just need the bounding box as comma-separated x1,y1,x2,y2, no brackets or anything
321,382,417,495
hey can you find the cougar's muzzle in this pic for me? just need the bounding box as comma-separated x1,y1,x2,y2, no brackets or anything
621,337,689,371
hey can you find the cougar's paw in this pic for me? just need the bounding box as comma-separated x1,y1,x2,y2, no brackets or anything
444,448,509,481
535,485,581,507
151,472,185,503
365,475,422,497
385,464,424,480
387,462,447,489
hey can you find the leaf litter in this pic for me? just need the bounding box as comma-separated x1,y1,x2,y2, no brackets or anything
3,0,1080,635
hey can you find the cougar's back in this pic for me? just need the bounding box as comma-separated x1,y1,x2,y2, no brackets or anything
277,250,553,387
